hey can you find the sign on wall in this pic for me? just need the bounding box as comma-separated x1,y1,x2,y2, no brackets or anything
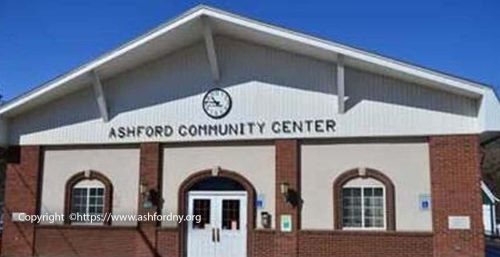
419,194,431,211
256,194,266,209
280,214,292,232
448,216,471,230
108,88,336,141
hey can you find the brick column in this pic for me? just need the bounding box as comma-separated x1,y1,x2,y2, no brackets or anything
137,143,162,257
2,146,41,257
429,135,484,257
138,143,162,216
275,139,300,257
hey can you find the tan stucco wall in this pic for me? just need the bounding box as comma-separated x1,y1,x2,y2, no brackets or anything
301,140,432,231
162,144,275,229
40,147,140,226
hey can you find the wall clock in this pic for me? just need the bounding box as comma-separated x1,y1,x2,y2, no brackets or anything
202,88,232,119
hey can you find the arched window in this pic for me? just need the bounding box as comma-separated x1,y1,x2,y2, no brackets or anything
333,168,395,231
65,171,113,225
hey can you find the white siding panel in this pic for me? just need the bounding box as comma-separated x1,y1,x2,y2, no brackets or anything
162,144,275,229
8,37,479,145
40,147,140,226
9,87,102,145
301,141,432,231
479,88,500,132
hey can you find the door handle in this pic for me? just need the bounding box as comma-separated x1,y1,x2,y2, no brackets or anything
212,228,216,242
216,228,220,242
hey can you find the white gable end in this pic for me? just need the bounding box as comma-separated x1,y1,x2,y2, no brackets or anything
8,37,480,145
1,6,499,146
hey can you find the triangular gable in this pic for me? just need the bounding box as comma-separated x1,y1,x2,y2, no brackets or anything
0,5,496,118
0,5,499,146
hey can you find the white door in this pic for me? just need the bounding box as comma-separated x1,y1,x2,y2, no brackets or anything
216,193,247,257
187,191,247,257
187,194,216,257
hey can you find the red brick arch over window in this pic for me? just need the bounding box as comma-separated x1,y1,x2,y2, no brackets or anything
64,170,113,225
333,168,396,230
178,169,257,256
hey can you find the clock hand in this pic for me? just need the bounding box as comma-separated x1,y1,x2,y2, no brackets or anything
208,96,221,106
204,98,222,107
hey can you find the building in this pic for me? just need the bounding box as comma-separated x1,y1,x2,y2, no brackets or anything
2,5,500,257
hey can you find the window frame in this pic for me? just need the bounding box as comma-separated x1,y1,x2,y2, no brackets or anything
341,185,386,231
64,170,113,225
333,168,395,231
70,184,106,225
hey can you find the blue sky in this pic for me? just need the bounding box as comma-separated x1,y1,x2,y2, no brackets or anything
0,0,499,101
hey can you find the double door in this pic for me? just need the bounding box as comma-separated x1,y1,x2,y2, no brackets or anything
187,191,247,257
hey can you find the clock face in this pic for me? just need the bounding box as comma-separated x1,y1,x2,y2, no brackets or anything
202,88,232,119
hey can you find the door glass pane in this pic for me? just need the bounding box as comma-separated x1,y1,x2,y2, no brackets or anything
192,199,211,229
221,200,240,230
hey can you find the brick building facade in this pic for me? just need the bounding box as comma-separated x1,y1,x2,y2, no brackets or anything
1,6,499,257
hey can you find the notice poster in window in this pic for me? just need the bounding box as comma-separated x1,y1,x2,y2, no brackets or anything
231,220,238,230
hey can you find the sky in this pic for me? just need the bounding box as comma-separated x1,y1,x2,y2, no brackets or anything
0,0,499,101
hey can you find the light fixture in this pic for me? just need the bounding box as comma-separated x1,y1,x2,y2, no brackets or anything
140,182,153,209
280,182,301,207
140,182,148,194
280,182,289,197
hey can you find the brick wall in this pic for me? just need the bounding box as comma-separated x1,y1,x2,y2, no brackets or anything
275,140,300,257
34,226,182,257
34,225,155,257
157,228,180,257
298,231,433,257
250,230,276,257
139,143,161,215
429,135,485,257
138,143,162,257
249,230,433,257
275,140,300,231
2,146,41,257
31,227,435,257
1,137,485,257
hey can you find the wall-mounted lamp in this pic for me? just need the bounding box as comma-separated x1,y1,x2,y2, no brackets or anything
140,183,148,194
280,181,300,207
280,182,292,205
140,182,153,209
140,181,163,209
280,182,290,197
